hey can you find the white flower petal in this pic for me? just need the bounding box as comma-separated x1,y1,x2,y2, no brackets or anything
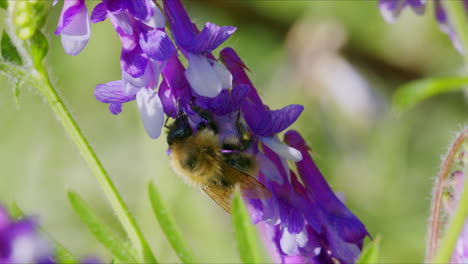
280,227,309,256
61,5,90,56
257,152,283,184
259,136,303,162
136,88,164,139
113,12,133,35
212,61,232,89
143,1,166,28
11,235,51,263
185,53,222,98
122,61,152,90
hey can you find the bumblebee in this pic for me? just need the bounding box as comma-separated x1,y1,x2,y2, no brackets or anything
166,110,270,213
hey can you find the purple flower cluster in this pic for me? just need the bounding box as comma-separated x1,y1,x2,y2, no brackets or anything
0,205,54,264
220,49,369,264
55,0,235,139
56,0,369,263
0,204,102,264
378,0,468,53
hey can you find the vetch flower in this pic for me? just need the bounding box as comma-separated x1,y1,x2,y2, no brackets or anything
218,47,369,263
0,205,54,264
377,0,466,53
89,0,176,138
58,1,370,262
55,0,91,56
378,0,425,23
163,0,235,97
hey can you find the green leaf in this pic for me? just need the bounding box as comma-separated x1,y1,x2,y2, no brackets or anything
8,202,79,264
68,191,137,263
356,236,381,264
0,0,7,10
148,182,196,264
1,31,23,65
28,31,48,69
393,76,468,112
232,186,262,264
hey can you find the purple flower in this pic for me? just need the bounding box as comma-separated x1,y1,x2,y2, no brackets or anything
377,0,468,53
217,47,369,263
0,205,55,264
163,0,235,98
90,0,175,138
378,0,425,23
55,0,91,56
58,1,370,262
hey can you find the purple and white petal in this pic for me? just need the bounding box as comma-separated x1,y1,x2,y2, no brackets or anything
158,80,177,118
94,80,135,104
57,1,90,56
121,48,148,78
90,2,108,23
139,29,176,61
109,104,123,115
112,12,134,35
212,61,233,89
260,136,302,162
185,53,223,98
280,227,309,256
127,0,152,21
185,22,237,53
55,0,85,34
142,1,166,28
136,88,164,139
268,105,304,134
378,0,405,23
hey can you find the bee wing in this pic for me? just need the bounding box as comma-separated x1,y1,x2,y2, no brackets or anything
202,163,271,214
202,185,233,213
221,162,271,200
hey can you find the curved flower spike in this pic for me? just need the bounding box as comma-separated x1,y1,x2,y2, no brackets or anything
55,0,90,55
284,131,370,245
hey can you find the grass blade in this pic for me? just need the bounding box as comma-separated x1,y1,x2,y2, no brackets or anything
393,76,468,112
232,186,262,264
148,181,196,263
68,191,137,263
356,236,381,264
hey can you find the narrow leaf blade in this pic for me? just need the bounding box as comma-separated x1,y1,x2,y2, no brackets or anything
1,31,23,65
356,236,381,264
148,182,196,264
68,191,137,263
393,76,468,112
232,186,262,264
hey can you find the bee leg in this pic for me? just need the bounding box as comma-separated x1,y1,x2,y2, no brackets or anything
164,111,174,128
191,104,218,133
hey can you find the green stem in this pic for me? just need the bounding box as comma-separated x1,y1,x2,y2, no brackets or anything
444,0,468,66
432,128,468,263
28,69,156,263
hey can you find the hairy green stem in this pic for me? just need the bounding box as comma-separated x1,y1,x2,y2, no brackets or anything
28,69,156,263
432,128,468,263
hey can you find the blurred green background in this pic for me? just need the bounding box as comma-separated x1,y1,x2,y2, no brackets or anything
1,1,467,263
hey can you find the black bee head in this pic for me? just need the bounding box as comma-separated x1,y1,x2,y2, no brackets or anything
167,114,192,145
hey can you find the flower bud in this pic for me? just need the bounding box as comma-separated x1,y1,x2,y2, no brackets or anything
10,0,49,40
